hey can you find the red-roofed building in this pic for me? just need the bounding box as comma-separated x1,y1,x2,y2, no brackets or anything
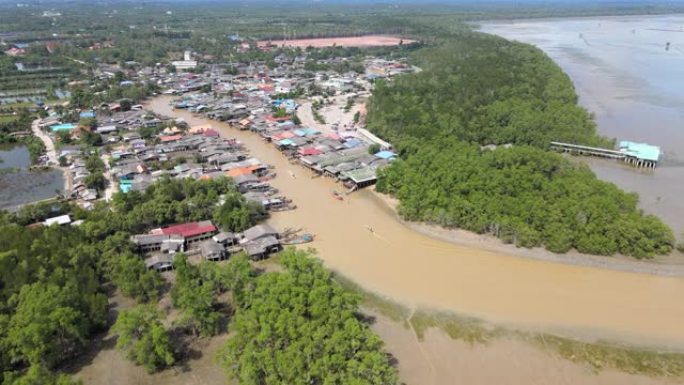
298,147,323,157
160,220,217,244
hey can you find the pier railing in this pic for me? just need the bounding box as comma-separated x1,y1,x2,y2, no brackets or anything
550,141,657,168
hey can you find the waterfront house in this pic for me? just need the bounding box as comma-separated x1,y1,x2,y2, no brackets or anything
213,232,239,247
243,236,282,260
131,233,184,253
157,220,218,245
241,224,279,243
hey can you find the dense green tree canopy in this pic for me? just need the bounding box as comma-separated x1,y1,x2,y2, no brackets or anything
0,176,256,380
377,140,673,257
218,249,398,385
368,29,674,258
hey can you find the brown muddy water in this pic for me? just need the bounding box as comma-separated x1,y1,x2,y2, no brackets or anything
147,96,684,350
369,311,684,385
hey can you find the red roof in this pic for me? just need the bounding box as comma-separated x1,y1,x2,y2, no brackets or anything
203,129,219,137
266,115,291,122
161,221,217,238
258,84,274,92
298,147,322,156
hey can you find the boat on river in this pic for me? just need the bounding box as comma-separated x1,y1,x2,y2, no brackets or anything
282,233,315,245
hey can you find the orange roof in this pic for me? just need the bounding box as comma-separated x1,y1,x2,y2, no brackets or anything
189,124,212,134
159,134,182,142
226,165,262,177
226,167,253,177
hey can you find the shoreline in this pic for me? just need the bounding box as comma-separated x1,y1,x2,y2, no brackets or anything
162,97,684,277
473,12,684,27
478,15,684,242
370,189,684,278
147,96,684,348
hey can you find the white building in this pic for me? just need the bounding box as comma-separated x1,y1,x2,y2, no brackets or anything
171,50,197,71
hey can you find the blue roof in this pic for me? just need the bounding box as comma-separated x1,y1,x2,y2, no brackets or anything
50,123,76,132
343,138,363,148
79,111,95,119
618,141,661,162
278,139,295,146
119,184,132,193
375,150,397,160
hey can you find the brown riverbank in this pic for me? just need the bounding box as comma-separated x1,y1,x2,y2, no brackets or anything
372,190,684,277
146,95,684,349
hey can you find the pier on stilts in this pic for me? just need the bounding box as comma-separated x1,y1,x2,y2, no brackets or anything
550,141,660,169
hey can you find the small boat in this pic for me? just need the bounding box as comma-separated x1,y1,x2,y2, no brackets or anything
282,233,315,245
332,190,344,201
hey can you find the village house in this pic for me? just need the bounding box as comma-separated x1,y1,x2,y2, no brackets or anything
145,254,174,272
200,240,227,261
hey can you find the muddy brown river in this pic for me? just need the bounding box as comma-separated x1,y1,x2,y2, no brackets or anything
147,96,684,349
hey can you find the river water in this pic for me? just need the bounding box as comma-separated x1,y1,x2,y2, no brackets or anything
148,96,684,349
480,14,684,240
0,145,63,210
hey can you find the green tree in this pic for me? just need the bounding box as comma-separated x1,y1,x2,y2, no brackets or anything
217,249,398,385
171,254,221,337
3,364,81,385
112,305,175,373
109,253,163,302
7,283,93,368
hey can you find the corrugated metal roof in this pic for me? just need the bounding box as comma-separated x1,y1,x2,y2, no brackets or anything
619,141,661,162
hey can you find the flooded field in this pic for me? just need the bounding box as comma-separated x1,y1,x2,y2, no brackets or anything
0,145,63,210
147,96,684,350
480,15,684,240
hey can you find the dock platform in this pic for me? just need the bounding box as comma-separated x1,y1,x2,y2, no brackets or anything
550,141,659,168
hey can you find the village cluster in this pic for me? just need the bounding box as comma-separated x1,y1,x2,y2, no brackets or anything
33,47,416,270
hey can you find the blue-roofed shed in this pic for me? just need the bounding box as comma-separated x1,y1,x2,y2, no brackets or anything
618,141,661,162
375,150,397,160
278,138,295,147
79,111,96,119
50,123,76,132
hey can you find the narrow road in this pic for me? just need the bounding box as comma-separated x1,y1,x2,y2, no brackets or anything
101,153,117,201
31,118,58,165
32,118,70,192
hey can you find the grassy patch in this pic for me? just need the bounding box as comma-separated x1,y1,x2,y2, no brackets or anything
530,334,684,378
407,309,684,378
409,310,504,345
0,115,19,124
334,274,410,323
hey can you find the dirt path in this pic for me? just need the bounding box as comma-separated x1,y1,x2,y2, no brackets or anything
100,153,117,201
31,118,58,164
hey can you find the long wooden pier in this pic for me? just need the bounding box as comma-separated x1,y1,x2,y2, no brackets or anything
550,141,658,168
